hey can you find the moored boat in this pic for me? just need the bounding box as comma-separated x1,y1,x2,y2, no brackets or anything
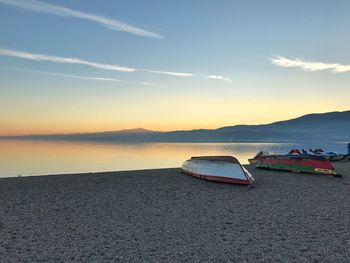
309,148,346,161
257,155,341,176
181,156,254,185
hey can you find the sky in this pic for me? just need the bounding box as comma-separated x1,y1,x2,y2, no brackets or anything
0,0,349,135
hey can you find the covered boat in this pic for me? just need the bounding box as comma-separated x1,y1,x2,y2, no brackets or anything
309,148,345,161
181,156,254,185
257,155,341,176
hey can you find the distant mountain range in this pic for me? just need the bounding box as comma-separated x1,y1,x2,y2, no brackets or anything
2,110,350,142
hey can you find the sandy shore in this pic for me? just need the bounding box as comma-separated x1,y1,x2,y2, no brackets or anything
1,162,350,262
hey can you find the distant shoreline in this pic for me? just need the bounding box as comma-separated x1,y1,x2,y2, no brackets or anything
1,110,349,141
0,136,348,144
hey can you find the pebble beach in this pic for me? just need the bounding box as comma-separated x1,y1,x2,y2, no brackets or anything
1,162,350,262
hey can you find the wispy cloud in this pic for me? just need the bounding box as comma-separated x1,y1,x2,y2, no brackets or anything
270,55,350,73
0,65,164,87
207,75,232,83
0,48,135,72
142,69,194,77
0,0,163,39
0,48,232,83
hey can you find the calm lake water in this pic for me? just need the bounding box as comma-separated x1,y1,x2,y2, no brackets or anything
0,140,348,177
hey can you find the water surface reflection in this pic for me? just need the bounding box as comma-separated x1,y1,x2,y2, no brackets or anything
0,140,346,177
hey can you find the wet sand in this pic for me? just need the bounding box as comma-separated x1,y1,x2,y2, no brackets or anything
0,162,350,262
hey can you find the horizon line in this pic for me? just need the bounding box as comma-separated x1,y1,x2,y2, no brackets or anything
1,109,348,137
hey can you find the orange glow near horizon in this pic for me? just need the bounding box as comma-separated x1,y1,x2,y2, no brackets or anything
1,102,349,136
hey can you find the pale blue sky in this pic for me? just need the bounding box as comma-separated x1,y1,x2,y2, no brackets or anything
0,0,349,135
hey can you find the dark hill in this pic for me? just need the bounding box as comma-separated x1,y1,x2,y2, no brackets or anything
1,110,349,142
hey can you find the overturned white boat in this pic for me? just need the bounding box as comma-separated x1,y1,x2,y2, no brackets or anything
181,156,254,185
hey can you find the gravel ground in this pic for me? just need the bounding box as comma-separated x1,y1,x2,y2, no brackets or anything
0,162,349,262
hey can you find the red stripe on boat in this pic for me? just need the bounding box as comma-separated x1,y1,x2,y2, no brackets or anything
261,157,334,170
181,169,251,185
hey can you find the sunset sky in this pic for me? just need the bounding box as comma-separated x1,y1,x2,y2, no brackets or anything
1,0,349,135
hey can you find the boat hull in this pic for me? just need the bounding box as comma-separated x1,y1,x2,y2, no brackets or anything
181,156,254,185
257,155,338,176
